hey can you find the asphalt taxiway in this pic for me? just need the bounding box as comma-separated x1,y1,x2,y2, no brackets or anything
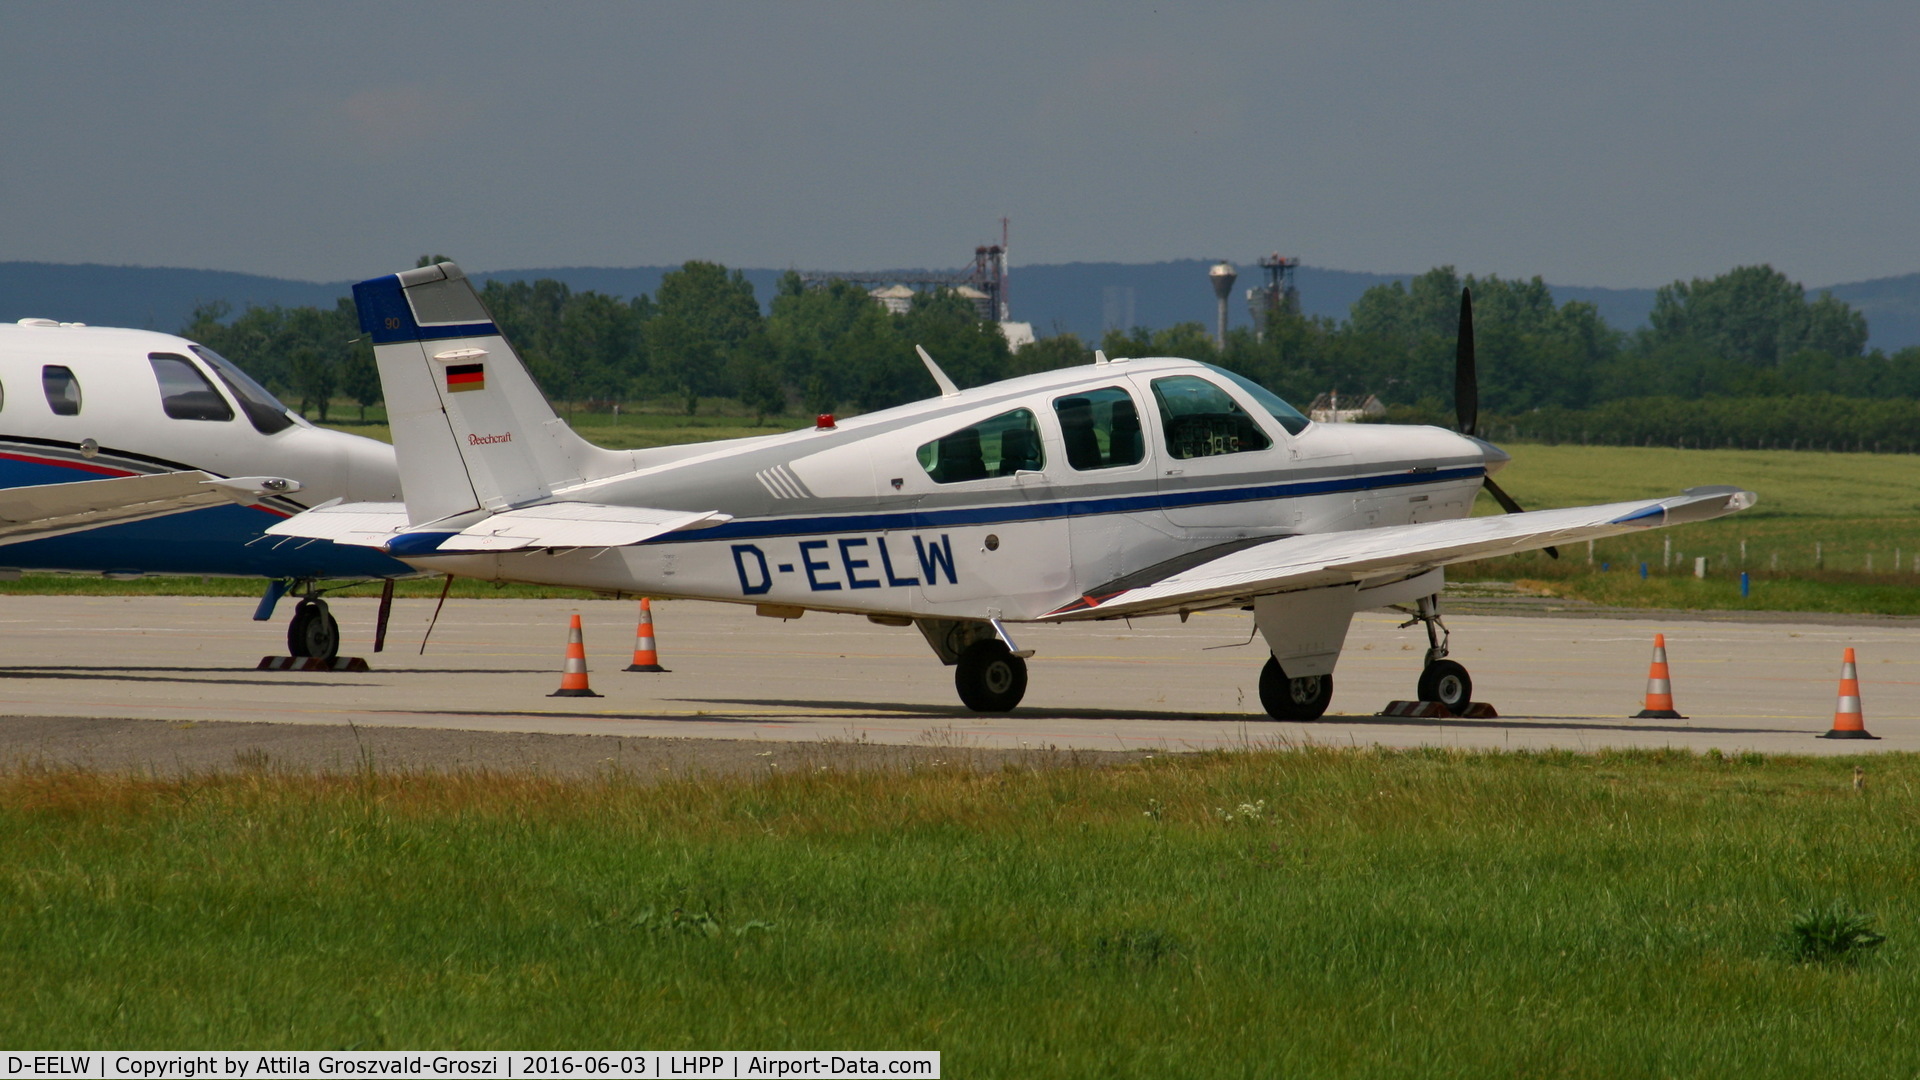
0,594,1912,757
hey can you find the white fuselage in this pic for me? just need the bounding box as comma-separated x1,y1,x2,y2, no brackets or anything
0,321,404,577
405,357,1489,622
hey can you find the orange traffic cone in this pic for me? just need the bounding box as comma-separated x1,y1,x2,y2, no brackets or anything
549,613,602,698
1631,633,1686,718
624,598,668,672
1820,647,1877,739
1628,630,1689,714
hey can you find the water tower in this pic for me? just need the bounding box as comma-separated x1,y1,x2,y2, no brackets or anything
1208,261,1237,347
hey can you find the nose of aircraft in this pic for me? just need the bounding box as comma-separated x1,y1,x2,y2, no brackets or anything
338,429,404,502
289,425,402,503
1467,435,1511,476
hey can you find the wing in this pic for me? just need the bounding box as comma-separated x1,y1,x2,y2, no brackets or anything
0,472,299,546
1043,486,1757,620
266,500,730,553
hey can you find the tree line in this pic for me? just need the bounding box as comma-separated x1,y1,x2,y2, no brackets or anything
179,258,1920,448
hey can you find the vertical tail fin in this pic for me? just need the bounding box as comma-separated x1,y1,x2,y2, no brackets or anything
352,262,627,525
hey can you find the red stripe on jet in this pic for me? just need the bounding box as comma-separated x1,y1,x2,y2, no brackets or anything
0,451,136,477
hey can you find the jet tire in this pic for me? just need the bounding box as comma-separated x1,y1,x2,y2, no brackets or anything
288,598,341,660
1417,659,1472,709
1259,656,1332,721
955,639,1027,713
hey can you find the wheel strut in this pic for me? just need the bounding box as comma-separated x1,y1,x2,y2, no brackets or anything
1398,594,1450,667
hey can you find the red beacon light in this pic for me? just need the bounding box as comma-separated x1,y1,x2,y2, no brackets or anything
816,413,836,430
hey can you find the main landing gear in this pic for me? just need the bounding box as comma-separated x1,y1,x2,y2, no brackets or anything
285,582,341,660
956,639,1028,713
1259,657,1333,721
1254,592,1474,721
1403,594,1472,711
918,618,1031,713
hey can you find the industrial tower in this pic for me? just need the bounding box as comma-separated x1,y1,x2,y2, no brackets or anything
1248,253,1300,342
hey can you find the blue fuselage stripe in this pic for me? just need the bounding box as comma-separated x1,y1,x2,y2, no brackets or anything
0,454,408,578
681,466,1483,543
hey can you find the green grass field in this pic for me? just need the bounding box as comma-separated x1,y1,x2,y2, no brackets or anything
4,748,1916,1074
1455,444,1920,613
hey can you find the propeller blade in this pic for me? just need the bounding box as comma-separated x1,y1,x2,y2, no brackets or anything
1483,476,1559,559
1458,287,1553,555
1455,287,1477,437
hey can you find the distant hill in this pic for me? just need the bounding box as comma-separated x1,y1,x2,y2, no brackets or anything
4,259,1916,351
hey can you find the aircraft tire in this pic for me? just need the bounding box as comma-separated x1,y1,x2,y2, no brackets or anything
955,639,1027,713
1259,656,1332,721
1417,659,1472,709
288,599,341,660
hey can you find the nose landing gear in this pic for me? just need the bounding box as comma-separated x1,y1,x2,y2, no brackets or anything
1401,594,1474,711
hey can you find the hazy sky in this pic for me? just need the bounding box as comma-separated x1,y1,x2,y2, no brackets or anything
2,2,1914,288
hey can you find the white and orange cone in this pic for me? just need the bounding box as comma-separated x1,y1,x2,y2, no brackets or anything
549,613,602,698
1820,647,1876,739
624,597,668,673
1631,633,1686,719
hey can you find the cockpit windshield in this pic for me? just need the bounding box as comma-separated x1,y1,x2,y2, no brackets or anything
189,345,297,435
1205,364,1311,436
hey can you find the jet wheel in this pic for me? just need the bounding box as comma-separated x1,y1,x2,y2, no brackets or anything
288,598,341,660
1259,656,1332,721
1417,659,1472,709
955,639,1028,713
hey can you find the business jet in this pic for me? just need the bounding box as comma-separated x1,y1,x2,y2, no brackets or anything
0,318,407,657
270,262,1754,718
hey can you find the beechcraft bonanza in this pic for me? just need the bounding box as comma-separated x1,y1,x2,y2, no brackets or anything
0,319,406,657
270,261,1754,718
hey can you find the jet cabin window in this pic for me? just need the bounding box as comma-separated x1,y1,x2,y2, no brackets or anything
1053,387,1146,470
41,366,81,416
149,354,234,421
189,345,295,435
1151,375,1273,459
917,408,1044,484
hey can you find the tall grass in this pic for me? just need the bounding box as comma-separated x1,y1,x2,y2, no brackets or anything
3,749,1917,1076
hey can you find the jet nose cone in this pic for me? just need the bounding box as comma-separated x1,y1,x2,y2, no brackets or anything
344,432,403,502
1468,435,1511,476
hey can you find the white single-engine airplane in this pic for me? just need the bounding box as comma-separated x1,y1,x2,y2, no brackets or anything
271,261,1754,717
0,318,407,656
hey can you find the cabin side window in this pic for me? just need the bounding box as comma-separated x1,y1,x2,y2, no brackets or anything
149,353,235,422
41,365,81,416
1150,375,1273,460
916,408,1044,484
1052,386,1145,471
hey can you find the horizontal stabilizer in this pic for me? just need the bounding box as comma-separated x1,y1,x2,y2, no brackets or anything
262,502,412,547
0,471,300,546
441,503,731,551
266,500,729,554
1043,486,1757,620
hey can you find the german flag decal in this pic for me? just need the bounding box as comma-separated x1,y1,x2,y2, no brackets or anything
445,362,485,393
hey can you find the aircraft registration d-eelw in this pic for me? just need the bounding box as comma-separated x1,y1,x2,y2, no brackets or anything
271,262,1754,718
0,319,407,657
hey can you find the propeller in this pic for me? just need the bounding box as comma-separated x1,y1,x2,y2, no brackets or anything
1455,288,1558,558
